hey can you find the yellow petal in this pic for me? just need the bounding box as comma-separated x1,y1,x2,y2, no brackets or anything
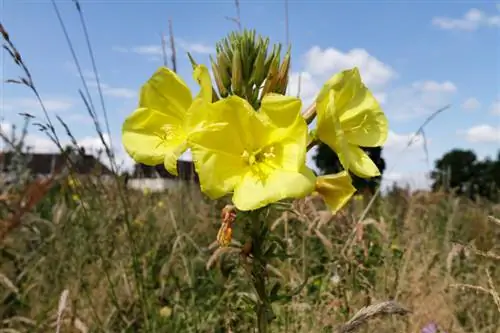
259,94,309,171
139,67,193,120
259,93,302,130
232,165,316,211
315,171,356,214
340,144,381,178
122,107,186,168
193,64,213,103
164,141,188,176
188,100,249,199
315,67,389,147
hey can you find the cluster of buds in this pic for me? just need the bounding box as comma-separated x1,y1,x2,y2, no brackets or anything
210,29,291,110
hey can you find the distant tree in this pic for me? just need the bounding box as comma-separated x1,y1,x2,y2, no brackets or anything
430,148,500,201
313,143,386,195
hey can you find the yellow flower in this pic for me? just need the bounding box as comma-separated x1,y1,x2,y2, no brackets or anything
159,306,172,318
188,94,316,211
314,171,356,214
122,65,212,175
315,68,388,178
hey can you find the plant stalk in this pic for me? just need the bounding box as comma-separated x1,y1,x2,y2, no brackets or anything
249,211,275,333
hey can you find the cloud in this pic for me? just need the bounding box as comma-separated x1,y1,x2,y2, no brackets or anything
177,39,214,54
432,8,500,31
288,46,395,109
303,46,396,88
384,130,426,152
113,39,214,58
384,80,457,120
90,82,137,99
412,80,457,93
490,99,500,115
462,97,481,111
2,97,73,114
462,124,500,143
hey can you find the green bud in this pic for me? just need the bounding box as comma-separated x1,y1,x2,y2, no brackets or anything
210,56,228,98
251,45,266,87
216,53,231,90
275,47,291,94
261,53,280,97
231,49,243,97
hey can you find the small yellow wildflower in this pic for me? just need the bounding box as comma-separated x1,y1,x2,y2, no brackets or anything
159,306,172,318
188,93,316,211
315,67,388,178
122,65,213,175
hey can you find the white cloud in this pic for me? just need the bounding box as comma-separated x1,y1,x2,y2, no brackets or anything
114,39,214,58
463,124,500,143
384,130,426,151
432,8,500,31
94,83,137,99
462,97,481,111
412,80,457,93
288,46,395,110
2,97,73,114
385,80,457,120
177,39,214,54
490,99,500,115
303,46,396,88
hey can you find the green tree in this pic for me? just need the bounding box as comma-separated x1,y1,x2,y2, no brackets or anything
430,148,500,201
313,143,386,195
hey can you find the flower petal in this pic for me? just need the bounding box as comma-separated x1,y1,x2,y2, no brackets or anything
340,144,381,178
122,107,187,169
232,165,316,211
192,64,213,103
259,93,302,130
139,67,193,120
315,171,356,214
164,141,188,176
188,99,249,199
259,94,309,171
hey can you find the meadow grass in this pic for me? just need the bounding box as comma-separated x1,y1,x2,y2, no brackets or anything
1,171,499,332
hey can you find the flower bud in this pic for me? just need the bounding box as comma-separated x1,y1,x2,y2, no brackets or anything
231,49,244,97
210,56,229,98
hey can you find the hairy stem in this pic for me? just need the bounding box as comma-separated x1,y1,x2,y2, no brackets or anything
249,211,275,332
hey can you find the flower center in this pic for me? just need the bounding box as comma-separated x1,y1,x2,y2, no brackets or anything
242,145,276,166
160,124,176,141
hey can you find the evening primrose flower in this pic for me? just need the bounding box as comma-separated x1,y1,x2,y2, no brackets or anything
122,65,212,175
188,94,316,211
314,171,356,214
315,68,388,178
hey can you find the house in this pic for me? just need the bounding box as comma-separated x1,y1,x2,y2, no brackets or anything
0,150,113,182
126,160,199,192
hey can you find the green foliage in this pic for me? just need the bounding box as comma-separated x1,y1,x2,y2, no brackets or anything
313,142,386,194
430,148,500,201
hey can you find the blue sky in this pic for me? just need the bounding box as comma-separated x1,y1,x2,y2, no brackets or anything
1,0,499,188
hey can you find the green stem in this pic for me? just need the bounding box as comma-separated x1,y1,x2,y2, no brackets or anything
249,210,275,333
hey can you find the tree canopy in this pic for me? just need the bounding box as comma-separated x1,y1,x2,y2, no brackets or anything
430,148,500,201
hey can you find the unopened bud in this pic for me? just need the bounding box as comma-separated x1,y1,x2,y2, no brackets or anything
216,53,231,89
261,55,279,97
231,49,243,96
210,56,229,98
251,45,266,87
275,48,291,94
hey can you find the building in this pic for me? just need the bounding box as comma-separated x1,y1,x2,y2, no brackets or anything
0,150,113,181
127,160,199,192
